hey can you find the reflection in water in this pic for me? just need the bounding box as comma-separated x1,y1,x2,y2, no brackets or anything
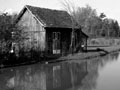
80,52,120,90
0,52,119,90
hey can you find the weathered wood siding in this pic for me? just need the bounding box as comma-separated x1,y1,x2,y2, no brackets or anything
46,28,72,55
18,9,46,52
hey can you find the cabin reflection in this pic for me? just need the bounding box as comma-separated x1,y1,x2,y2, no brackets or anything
12,61,87,90
2,52,119,90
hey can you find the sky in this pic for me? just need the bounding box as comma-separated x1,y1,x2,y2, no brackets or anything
0,0,120,24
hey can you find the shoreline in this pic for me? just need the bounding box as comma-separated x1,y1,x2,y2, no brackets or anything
1,45,120,68
56,45,120,61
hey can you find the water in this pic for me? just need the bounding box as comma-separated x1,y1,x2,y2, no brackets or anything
0,52,120,90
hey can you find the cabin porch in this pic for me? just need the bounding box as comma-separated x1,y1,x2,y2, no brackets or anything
45,27,72,56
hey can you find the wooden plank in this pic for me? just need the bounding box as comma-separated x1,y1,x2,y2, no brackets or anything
17,9,46,52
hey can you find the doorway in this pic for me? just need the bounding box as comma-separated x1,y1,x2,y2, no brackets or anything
52,32,61,54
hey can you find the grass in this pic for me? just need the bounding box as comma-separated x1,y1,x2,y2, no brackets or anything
57,45,120,61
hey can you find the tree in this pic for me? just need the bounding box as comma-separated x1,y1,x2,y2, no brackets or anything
99,13,106,19
0,13,26,56
62,3,100,37
101,18,120,37
61,0,78,53
113,20,120,37
74,5,97,27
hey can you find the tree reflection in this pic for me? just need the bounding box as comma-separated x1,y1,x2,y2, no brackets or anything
0,52,119,90
4,61,88,90
79,52,119,90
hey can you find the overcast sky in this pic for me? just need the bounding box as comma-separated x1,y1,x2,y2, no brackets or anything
0,0,120,24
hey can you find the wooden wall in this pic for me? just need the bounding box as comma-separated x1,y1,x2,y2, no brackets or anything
45,28,72,55
17,9,46,52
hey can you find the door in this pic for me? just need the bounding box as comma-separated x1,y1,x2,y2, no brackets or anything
53,32,61,54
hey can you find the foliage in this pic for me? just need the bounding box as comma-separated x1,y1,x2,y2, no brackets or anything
61,1,120,38
74,6,120,38
0,13,25,54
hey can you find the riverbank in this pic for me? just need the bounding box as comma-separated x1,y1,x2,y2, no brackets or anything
1,45,120,68
57,45,120,61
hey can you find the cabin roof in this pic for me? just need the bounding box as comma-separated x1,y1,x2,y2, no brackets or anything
81,31,88,38
16,5,88,37
24,5,73,28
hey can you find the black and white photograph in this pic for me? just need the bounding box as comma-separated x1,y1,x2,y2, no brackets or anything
0,0,120,90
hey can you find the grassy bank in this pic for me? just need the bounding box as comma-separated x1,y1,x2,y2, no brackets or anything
57,45,120,61
88,38,120,46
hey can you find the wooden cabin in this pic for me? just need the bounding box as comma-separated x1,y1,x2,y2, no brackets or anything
15,5,88,58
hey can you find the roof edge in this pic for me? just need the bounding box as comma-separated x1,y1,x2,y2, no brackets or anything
25,5,46,27
15,5,45,27
14,6,26,24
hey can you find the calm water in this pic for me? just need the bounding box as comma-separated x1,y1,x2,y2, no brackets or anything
0,52,120,90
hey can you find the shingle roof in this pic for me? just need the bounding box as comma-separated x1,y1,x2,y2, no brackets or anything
25,5,73,28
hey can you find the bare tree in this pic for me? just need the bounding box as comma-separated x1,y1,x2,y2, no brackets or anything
61,0,78,54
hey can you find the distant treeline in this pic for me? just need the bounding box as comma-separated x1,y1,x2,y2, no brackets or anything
70,5,120,38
